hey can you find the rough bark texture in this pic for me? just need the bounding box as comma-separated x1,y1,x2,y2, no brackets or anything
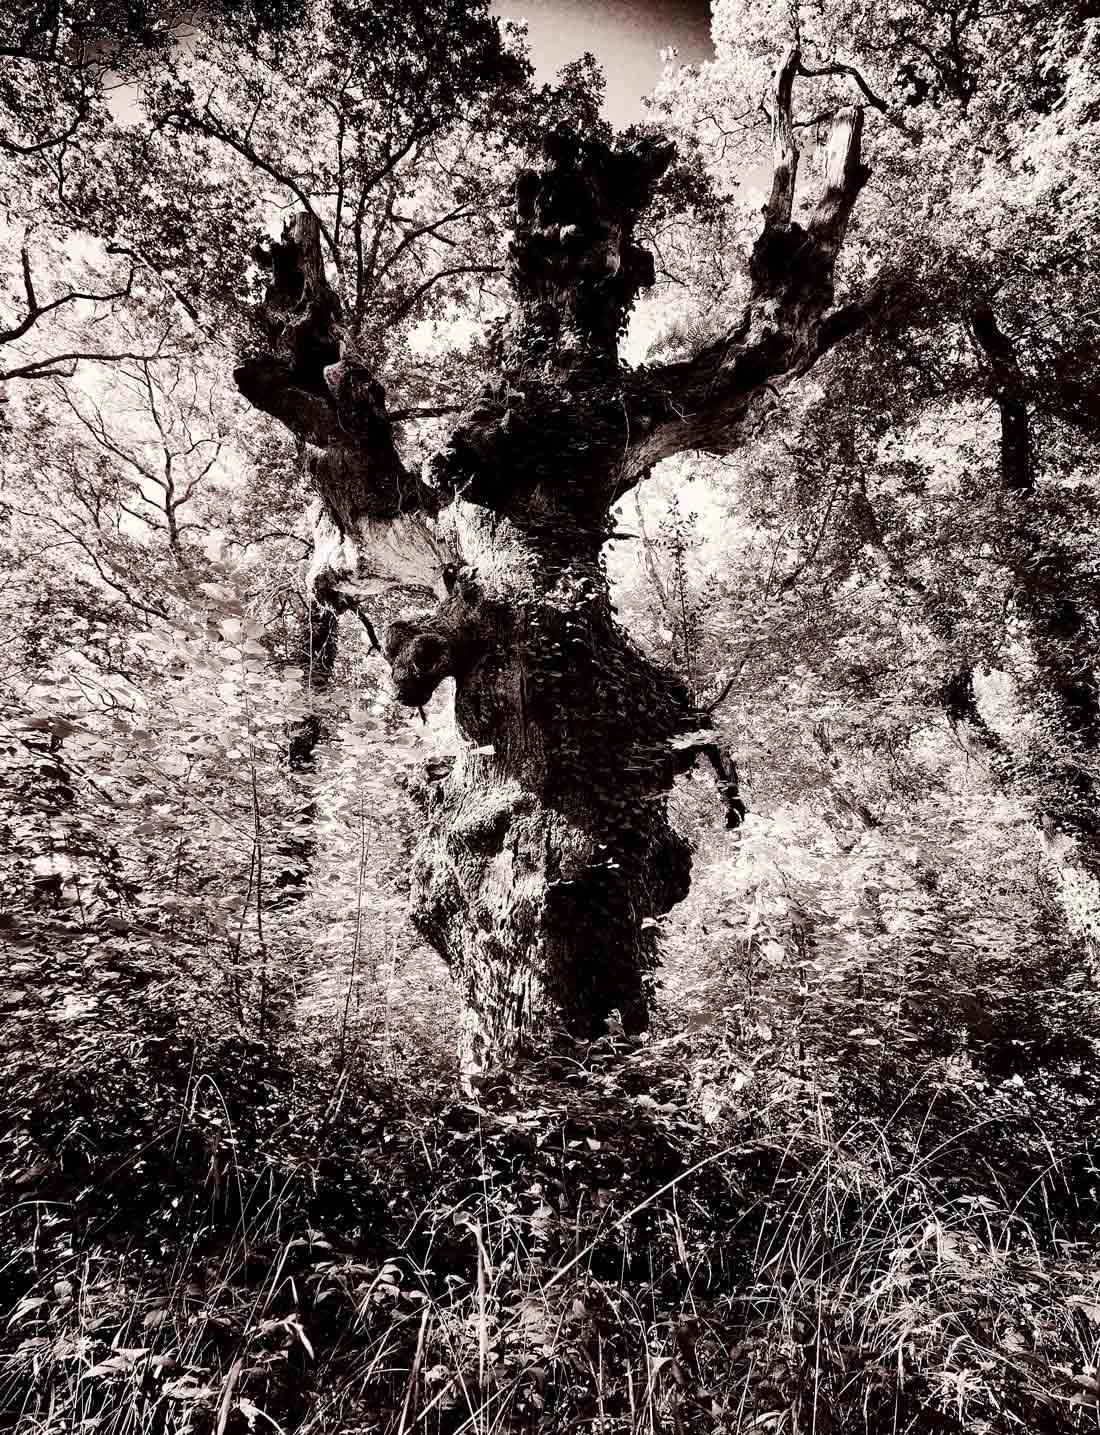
234,68,875,1073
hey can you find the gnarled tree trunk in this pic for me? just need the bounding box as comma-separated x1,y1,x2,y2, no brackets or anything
234,60,882,1074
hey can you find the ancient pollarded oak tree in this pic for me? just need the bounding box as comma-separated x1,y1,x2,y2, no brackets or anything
235,49,885,1073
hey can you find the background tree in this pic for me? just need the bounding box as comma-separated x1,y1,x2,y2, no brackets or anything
651,0,1100,947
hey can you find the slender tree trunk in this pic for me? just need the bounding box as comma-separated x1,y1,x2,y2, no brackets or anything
940,307,1100,960
288,597,339,772
272,596,339,902
234,80,880,1073
968,304,1100,855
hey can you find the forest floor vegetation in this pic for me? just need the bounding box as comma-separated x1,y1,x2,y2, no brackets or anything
1,936,1098,1435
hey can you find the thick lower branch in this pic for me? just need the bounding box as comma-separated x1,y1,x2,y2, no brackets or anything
236,213,444,608
234,357,340,446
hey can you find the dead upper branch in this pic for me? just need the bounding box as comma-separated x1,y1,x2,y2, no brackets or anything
765,46,800,229
613,49,897,478
233,213,448,603
234,214,435,517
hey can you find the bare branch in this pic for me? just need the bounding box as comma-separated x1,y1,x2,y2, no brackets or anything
797,58,889,112
388,265,501,327
0,340,175,383
813,273,919,355
158,105,340,262
796,57,920,139
375,205,477,285
235,209,448,606
0,249,135,347
233,358,343,445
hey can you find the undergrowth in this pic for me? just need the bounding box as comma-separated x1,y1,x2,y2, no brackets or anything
1,970,1098,1435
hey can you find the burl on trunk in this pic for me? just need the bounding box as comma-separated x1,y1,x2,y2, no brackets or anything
235,54,881,1074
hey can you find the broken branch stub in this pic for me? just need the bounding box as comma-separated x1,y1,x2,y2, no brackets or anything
383,569,492,708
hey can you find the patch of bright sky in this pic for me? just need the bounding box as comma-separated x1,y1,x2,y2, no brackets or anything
490,0,713,127
416,1,719,364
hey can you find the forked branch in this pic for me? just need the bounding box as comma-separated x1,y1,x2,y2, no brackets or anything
617,56,876,475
